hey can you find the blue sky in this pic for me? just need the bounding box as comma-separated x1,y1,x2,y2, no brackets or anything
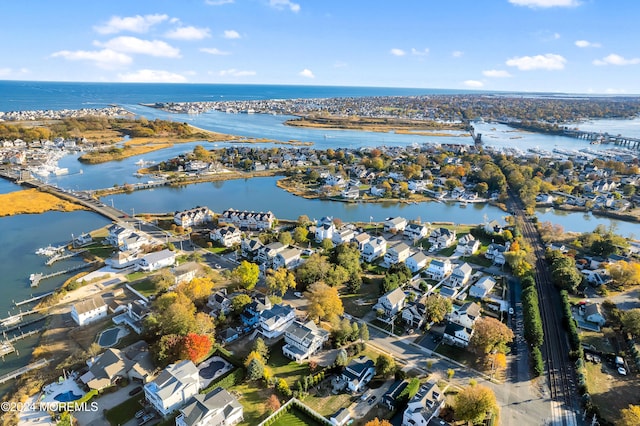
1,0,639,93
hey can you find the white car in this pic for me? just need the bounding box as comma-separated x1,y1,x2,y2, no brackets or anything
509,307,514,315
618,366,627,376
294,291,303,298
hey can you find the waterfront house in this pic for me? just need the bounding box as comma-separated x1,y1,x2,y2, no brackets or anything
121,233,151,252
210,226,242,247
80,342,154,390
341,186,360,200
176,387,243,426
315,216,335,243
442,322,473,347
218,208,275,231
174,206,213,227
449,263,473,287
342,356,375,393
401,382,445,426
403,223,430,241
106,224,135,248
332,227,356,246
424,259,452,281
137,249,176,272
71,296,108,326
406,251,429,273
273,247,303,270
259,304,296,339
384,217,408,233
373,287,406,323
484,220,503,235
144,360,201,417
448,302,481,329
282,320,330,362
469,276,496,299
353,232,371,251
428,228,456,248
360,237,387,263
456,234,480,256
384,242,411,266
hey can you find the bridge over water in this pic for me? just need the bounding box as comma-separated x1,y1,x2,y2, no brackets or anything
563,128,640,149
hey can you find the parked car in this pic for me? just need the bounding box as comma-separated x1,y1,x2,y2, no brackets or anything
509,307,514,315
129,386,143,396
138,414,155,425
617,367,627,376
367,396,377,405
135,410,146,419
294,292,303,298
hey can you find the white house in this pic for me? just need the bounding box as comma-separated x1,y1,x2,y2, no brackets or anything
341,186,360,200
403,223,429,241
282,320,329,362
456,234,480,256
71,296,108,326
402,301,426,329
273,247,302,270
373,287,406,323
172,262,202,286
137,249,176,272
360,237,387,263
449,302,481,329
406,251,429,273
484,220,503,234
469,276,496,299
207,289,232,317
144,360,200,417
384,217,408,233
449,263,473,287
106,224,136,248
259,304,296,339
210,226,242,247
443,322,473,347
401,382,445,426
256,242,287,267
485,242,510,265
218,209,275,231
332,228,356,246
176,387,243,426
424,259,452,281
584,303,606,326
384,242,411,266
353,232,371,251
428,228,456,248
121,233,152,253
315,217,336,243
174,207,213,227
342,356,376,393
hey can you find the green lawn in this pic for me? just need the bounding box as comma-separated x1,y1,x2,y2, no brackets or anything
305,393,353,417
126,271,147,282
438,245,457,257
105,396,144,426
85,243,115,259
271,407,326,426
464,254,493,267
131,279,157,297
230,382,271,426
341,280,380,318
268,341,311,386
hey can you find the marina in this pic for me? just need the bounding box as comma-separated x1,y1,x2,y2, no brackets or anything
29,261,98,287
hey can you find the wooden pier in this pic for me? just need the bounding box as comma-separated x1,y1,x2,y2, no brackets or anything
0,358,51,384
30,261,97,287
45,249,87,266
14,292,54,307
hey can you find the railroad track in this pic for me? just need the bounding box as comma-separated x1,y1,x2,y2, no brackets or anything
508,189,579,426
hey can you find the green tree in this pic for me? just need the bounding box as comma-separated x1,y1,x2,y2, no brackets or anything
253,337,270,362
325,265,350,287
278,231,293,246
231,293,252,313
359,323,370,342
247,358,265,381
295,253,331,287
293,226,309,244
622,309,640,337
335,349,348,367
375,353,396,377
453,384,498,424
424,295,453,324
321,238,334,251
233,261,260,290
266,267,297,296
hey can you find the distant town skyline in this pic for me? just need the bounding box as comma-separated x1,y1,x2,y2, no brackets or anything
1,0,639,94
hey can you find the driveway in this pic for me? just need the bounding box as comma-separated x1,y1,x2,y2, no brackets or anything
73,382,143,426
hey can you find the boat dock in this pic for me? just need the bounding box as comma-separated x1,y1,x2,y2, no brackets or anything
30,261,97,287
14,292,54,307
45,249,87,266
0,328,44,358
0,358,51,384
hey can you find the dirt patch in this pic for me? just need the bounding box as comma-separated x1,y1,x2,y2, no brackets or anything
585,361,640,424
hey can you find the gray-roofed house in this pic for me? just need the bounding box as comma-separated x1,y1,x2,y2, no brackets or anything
442,322,473,347
406,251,429,273
172,262,203,286
384,242,411,265
383,380,409,410
456,234,480,256
273,247,303,270
373,287,407,324
384,217,408,233
401,382,445,426
176,386,243,426
71,296,108,326
137,249,176,272
449,263,473,287
402,301,426,329
145,360,200,417
448,302,481,329
469,276,496,299
282,320,330,362
424,259,452,281
584,303,606,327
342,356,375,393
80,342,155,390
259,304,296,339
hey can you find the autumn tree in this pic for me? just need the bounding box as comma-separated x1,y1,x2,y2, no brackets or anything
253,337,270,362
306,282,344,323
359,323,370,342
424,295,453,324
233,261,260,290
266,267,297,296
293,226,309,244
375,353,396,377
278,231,293,246
150,268,175,293
453,384,498,424
606,260,640,288
469,317,514,355
620,404,640,426
364,419,392,426
266,394,281,413
231,293,252,313
295,253,332,288
622,309,640,337
177,277,214,307
180,333,213,363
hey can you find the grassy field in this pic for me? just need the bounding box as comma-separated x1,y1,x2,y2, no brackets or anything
230,382,272,425
305,393,353,417
271,407,326,426
131,279,157,298
341,279,380,318
585,361,640,425
580,330,615,353
0,188,87,216
105,396,144,426
268,341,311,386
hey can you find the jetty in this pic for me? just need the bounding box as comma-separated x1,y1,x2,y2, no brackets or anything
45,249,87,266
14,292,54,307
0,358,51,384
30,261,97,287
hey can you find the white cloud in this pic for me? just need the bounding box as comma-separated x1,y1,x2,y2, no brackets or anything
165,26,211,40
205,0,234,5
509,0,580,8
269,0,300,12
299,69,315,78
452,51,464,58
96,37,180,58
575,40,601,48
390,48,406,57
118,69,187,83
200,47,230,55
463,80,484,88
0,67,29,78
483,69,512,78
218,69,256,77
223,30,241,39
593,54,640,66
51,49,132,69
94,14,168,34
506,53,566,70
411,48,429,56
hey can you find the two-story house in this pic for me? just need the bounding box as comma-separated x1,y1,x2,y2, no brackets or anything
71,296,108,326
241,238,263,260
144,360,200,417
342,356,375,393
424,259,452,281
219,209,275,231
384,242,411,266
383,217,408,233
272,247,302,270
485,242,510,265
448,302,481,329
403,223,429,241
259,304,296,339
443,322,474,347
428,228,456,248
137,249,176,272
256,242,287,267
315,217,336,243
282,320,329,362
401,382,445,426
174,207,213,228
402,301,426,329
406,251,429,273
240,294,272,328
469,276,496,299
207,289,232,317
176,387,243,426
456,234,480,256
373,287,406,324
449,263,473,287
360,237,387,263
210,226,242,247
353,232,371,252
332,228,356,246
